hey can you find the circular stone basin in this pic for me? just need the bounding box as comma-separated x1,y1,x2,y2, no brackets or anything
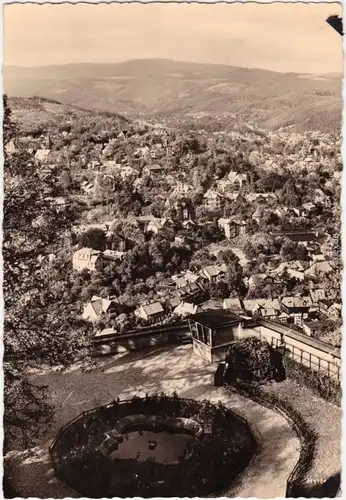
101,414,202,465
50,396,256,498
110,430,193,463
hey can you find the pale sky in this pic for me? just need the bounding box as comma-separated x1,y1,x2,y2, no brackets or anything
3,2,344,73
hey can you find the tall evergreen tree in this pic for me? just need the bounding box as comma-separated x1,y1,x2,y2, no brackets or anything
3,95,93,449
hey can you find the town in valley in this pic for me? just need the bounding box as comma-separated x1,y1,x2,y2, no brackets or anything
3,3,343,499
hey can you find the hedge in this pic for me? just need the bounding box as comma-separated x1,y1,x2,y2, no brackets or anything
283,356,341,407
50,393,256,498
225,381,318,498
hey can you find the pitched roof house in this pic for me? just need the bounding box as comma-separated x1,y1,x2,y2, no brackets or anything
94,327,120,339
280,296,313,325
302,202,319,216
274,261,306,281
243,298,281,311
166,296,182,311
227,171,248,188
270,230,320,244
218,217,247,239
199,299,224,311
173,302,199,317
305,260,337,279
274,206,290,218
173,276,189,288
310,288,326,304
184,270,201,284
256,307,279,320
182,219,196,230
277,311,290,323
147,219,165,234
281,296,313,311
73,248,103,272
216,179,234,194
82,296,122,322
222,298,244,315
172,271,200,288
146,218,175,239
136,215,156,231
203,190,224,210
136,216,175,237
302,321,321,337
105,231,131,252
200,264,228,282
135,302,165,323
175,282,206,304
242,299,281,319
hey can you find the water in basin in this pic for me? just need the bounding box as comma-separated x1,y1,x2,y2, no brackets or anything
109,430,193,463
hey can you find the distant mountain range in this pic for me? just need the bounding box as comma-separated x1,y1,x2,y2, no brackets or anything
4,58,343,132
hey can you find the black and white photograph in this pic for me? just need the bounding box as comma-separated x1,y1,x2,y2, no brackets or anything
2,2,343,498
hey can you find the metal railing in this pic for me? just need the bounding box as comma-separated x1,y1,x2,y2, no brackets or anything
224,383,316,498
49,394,253,456
270,336,340,381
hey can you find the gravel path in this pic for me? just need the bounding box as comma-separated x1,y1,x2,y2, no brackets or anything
5,345,300,498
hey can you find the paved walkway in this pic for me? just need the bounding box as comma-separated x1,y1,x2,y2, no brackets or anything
6,345,300,498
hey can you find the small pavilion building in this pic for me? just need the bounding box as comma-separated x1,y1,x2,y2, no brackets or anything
188,310,250,362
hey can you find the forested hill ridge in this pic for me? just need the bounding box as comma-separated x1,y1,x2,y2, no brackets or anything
4,59,342,133
8,96,130,136
8,95,342,183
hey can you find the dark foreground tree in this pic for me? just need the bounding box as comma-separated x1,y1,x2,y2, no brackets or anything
3,95,93,449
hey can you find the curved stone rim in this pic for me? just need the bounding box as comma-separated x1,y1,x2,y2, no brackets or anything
50,395,256,498
99,414,203,465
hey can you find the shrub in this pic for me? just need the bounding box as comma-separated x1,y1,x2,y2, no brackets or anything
225,337,285,384
225,381,317,498
283,356,341,407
